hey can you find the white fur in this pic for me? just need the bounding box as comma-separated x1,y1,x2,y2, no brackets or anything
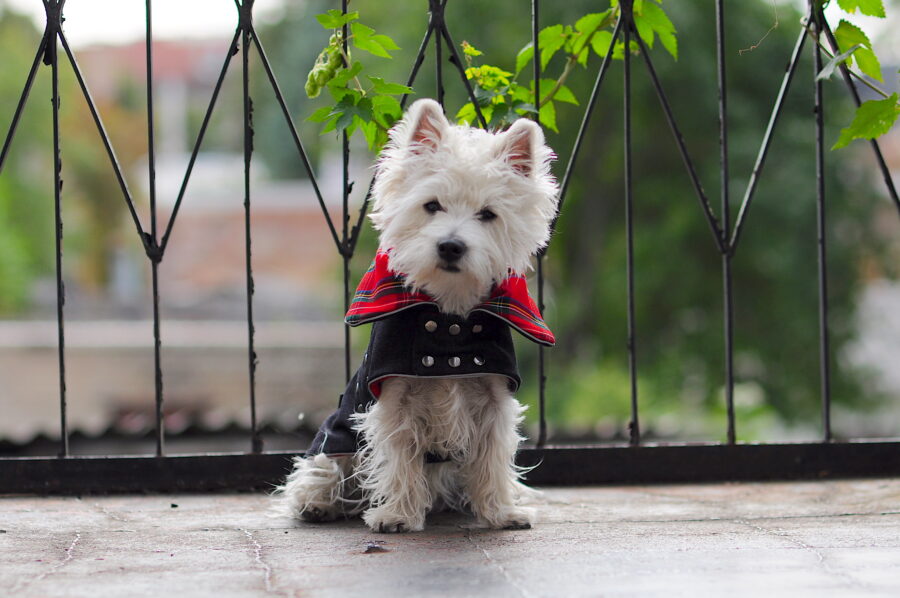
274,99,557,532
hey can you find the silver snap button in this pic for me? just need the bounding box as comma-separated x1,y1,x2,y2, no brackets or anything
472,324,483,333
448,356,461,368
422,355,435,367
449,324,461,335
425,320,438,332
473,356,485,366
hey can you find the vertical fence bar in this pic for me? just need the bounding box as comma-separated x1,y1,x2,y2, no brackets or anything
716,0,736,445
341,0,352,383
532,0,548,448
145,0,166,456
48,2,69,457
622,3,640,446
811,6,832,442
240,0,262,452
433,0,444,108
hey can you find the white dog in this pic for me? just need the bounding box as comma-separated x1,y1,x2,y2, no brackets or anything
275,99,558,532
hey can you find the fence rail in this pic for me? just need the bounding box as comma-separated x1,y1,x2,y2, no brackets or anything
1,0,899,493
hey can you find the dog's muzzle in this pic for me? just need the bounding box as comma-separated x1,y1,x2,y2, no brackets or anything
437,239,466,271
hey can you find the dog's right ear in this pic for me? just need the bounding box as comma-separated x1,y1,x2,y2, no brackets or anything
405,99,448,153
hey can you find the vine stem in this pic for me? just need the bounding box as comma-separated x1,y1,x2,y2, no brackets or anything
536,14,614,109
802,23,891,100
337,42,367,96
539,57,576,108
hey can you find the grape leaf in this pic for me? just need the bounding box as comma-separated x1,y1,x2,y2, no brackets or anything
515,43,534,75
539,100,557,132
635,2,678,60
367,76,411,95
836,0,886,17
456,102,477,126
307,106,334,123
834,20,882,81
591,31,614,58
534,79,578,106
554,84,579,105
816,44,862,81
351,23,396,59
327,61,363,89
833,94,899,149
462,41,483,57
572,12,611,59
538,24,567,70
371,94,402,129
316,10,359,29
575,12,608,35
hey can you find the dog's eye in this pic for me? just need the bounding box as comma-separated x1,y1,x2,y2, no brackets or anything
424,200,443,214
477,209,497,222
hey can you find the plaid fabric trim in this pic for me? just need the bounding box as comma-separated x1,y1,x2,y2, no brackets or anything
345,251,555,346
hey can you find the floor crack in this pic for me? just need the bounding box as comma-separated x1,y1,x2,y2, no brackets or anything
461,526,533,598
242,529,286,596
10,532,81,594
89,501,133,526
736,518,871,590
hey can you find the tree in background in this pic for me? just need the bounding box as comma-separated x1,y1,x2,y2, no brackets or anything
259,0,898,440
0,7,149,310
2,1,895,439
0,8,53,313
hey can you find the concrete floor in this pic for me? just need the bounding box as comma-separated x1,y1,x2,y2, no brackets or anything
2,479,899,598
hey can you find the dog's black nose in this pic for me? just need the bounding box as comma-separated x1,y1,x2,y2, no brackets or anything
437,239,467,262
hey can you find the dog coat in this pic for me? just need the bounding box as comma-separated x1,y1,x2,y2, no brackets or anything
307,251,555,457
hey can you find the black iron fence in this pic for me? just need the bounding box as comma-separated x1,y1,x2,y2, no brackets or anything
1,0,899,494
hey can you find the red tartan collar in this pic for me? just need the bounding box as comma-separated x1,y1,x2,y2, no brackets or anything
345,251,555,346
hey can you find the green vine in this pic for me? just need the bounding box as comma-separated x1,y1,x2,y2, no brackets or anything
815,0,899,149
304,1,897,154
304,9,411,151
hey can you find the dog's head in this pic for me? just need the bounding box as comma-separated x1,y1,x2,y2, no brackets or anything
370,99,559,314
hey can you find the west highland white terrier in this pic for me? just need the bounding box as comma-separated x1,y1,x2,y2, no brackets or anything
275,98,559,532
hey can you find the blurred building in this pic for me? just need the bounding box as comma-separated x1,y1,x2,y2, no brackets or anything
1,38,372,450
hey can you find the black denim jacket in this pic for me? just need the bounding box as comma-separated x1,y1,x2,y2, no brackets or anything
307,304,520,456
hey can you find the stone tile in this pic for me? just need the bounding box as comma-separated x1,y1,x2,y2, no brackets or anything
2,480,900,598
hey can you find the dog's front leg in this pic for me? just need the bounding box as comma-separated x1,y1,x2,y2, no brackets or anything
461,377,535,529
353,380,430,533
273,453,354,522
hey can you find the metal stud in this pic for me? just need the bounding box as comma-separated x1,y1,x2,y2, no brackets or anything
472,324,483,333
449,324,461,335
448,356,461,368
425,320,438,332
473,356,485,366
422,355,435,367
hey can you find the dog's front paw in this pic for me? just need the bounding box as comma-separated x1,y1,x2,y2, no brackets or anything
363,507,423,533
375,520,410,533
300,505,340,523
483,507,535,530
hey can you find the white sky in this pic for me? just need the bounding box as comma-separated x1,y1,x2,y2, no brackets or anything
3,0,287,47
3,0,897,64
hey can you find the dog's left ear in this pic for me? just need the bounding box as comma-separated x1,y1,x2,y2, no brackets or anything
405,99,449,153
496,118,543,177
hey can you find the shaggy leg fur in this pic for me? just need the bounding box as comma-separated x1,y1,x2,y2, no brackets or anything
275,376,536,531
351,376,534,532
272,453,358,522
459,377,535,529
353,379,432,533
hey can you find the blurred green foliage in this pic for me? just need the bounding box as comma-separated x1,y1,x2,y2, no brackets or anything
1,1,896,441
0,9,54,312
254,0,897,441
0,7,148,311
